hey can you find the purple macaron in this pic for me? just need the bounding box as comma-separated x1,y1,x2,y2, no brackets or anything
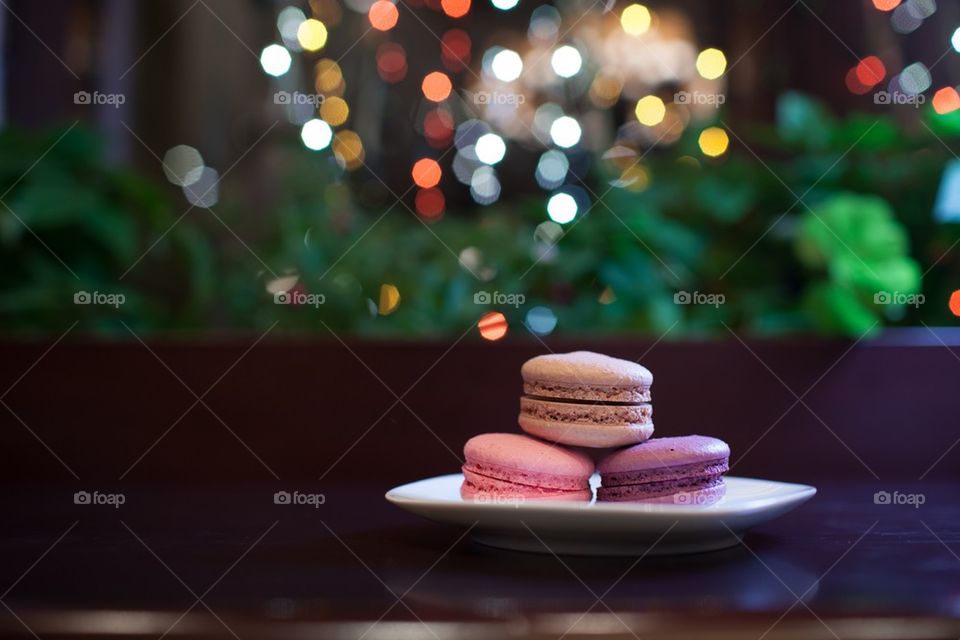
597,435,730,504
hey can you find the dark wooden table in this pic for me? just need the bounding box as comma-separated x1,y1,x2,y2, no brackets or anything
1,331,959,638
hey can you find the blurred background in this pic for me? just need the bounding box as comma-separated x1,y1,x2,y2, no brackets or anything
2,0,960,339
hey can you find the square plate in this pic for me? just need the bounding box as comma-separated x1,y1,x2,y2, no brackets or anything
386,474,816,556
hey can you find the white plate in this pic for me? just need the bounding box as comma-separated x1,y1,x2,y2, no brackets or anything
386,474,816,556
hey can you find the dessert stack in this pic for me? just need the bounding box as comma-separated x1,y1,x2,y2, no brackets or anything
460,350,730,504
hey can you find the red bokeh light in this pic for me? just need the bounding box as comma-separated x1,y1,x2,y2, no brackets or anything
440,0,470,18
377,42,407,83
950,290,960,317
855,56,886,87
421,71,452,102
441,29,471,72
845,67,871,95
412,158,442,188
415,188,445,220
872,0,900,10
424,109,454,148
933,87,960,115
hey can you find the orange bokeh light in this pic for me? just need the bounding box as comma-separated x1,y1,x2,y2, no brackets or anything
933,87,960,115
415,188,445,220
441,0,470,18
478,311,508,341
855,56,885,87
950,290,960,317
368,0,399,30
412,158,442,188
872,0,900,10
421,71,452,102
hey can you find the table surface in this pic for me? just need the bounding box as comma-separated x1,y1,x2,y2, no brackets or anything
1,337,959,638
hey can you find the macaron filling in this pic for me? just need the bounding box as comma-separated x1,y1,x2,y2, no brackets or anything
522,381,651,404
601,458,729,488
598,477,726,503
520,397,652,425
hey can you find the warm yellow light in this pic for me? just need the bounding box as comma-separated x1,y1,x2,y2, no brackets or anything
620,4,651,36
315,59,343,93
298,19,328,52
333,130,364,170
379,284,401,315
634,95,665,126
698,127,729,157
320,96,349,126
696,48,727,80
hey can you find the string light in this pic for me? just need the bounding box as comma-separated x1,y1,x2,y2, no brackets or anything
695,48,726,80
422,71,453,101
474,133,506,164
551,45,583,78
547,192,578,223
635,95,665,126
260,44,292,76
297,19,328,51
441,0,471,18
478,311,508,340
301,119,333,150
549,116,581,148
491,49,523,81
412,158,442,188
620,4,651,36
698,127,729,157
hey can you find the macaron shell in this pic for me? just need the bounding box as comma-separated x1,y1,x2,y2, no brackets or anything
598,435,730,474
600,459,729,488
598,478,726,504
519,415,654,448
463,433,594,481
460,469,592,502
521,351,652,403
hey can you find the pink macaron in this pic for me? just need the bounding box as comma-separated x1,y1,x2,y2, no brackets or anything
597,435,730,504
461,433,594,502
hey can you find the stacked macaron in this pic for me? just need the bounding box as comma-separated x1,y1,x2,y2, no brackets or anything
459,350,730,505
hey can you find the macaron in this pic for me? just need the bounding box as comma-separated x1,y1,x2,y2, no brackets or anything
597,435,730,504
519,351,654,448
461,433,594,502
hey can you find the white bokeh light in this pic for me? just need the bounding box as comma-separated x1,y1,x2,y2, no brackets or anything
301,119,333,150
474,133,506,165
491,0,519,9
550,116,582,148
470,167,501,205
547,192,577,224
260,44,292,77
535,150,569,189
953,26,960,52
551,45,582,78
491,49,523,82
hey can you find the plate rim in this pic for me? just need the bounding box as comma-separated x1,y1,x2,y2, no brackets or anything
385,473,817,516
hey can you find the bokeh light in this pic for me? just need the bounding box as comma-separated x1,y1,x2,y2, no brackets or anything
952,27,960,53
475,133,506,164
315,59,344,93
441,0,471,18
260,44,292,77
441,29,471,71
333,130,365,169
415,188,445,220
891,4,921,33
698,127,729,157
547,192,578,223
377,43,407,83
872,0,900,9
899,62,931,94
620,4,651,36
551,45,583,78
550,116,582,148
424,108,455,148
470,166,501,204
301,119,333,150
855,56,886,87
368,0,399,30
492,0,519,9
422,71,453,101
950,290,960,317
183,167,219,208
478,311,508,340
412,158,442,188
297,19,328,51
379,284,401,316
162,145,204,187
491,49,523,81
635,95,666,126
536,150,569,189
696,48,727,80
933,87,960,115
320,97,350,126
525,306,558,335
277,7,306,48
